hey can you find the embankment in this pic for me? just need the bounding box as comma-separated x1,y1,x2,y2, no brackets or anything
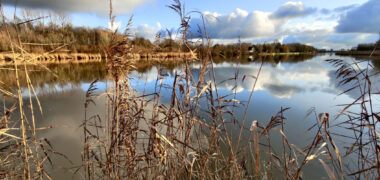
128,52,196,61
258,52,315,56
0,53,102,66
0,52,197,65
336,50,380,56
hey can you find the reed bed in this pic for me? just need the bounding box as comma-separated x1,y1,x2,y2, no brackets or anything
0,0,379,179
326,58,380,178
78,0,367,179
0,1,68,179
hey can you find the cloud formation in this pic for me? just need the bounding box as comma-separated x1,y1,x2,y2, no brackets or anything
283,30,377,49
187,58,331,99
188,1,314,39
108,21,122,31
336,0,380,33
133,22,165,41
333,4,358,12
128,0,378,50
271,1,316,19
263,83,305,99
2,0,153,15
135,24,158,40
319,4,357,15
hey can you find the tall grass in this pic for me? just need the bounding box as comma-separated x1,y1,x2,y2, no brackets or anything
0,0,379,179
78,0,359,179
0,1,67,179
326,58,380,178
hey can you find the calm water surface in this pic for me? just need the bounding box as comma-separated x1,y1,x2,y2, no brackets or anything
1,53,379,179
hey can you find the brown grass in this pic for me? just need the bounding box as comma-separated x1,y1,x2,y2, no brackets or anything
78,1,356,179
0,0,379,179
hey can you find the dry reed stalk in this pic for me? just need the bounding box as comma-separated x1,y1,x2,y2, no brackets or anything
0,2,64,179
73,0,380,179
326,58,380,178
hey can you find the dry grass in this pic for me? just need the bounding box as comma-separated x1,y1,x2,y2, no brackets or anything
326,58,380,178
0,2,69,179
78,1,361,179
0,0,379,179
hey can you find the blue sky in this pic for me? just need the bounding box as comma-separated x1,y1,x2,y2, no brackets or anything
2,0,380,49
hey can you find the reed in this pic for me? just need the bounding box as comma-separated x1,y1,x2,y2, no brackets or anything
326,58,380,178
78,0,357,179
0,0,379,179
0,1,69,179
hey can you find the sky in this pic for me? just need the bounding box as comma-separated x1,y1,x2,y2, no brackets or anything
2,0,380,49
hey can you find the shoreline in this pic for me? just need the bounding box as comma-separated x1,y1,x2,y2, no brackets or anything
335,50,380,56
257,52,315,56
0,52,197,66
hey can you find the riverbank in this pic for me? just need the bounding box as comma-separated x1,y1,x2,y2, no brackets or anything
0,52,197,65
1,53,376,179
0,53,102,65
258,52,315,56
335,50,380,56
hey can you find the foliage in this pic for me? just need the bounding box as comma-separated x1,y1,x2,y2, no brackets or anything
0,0,379,179
0,19,181,54
209,42,316,58
356,43,376,51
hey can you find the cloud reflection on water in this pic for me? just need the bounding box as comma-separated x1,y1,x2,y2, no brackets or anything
187,56,332,99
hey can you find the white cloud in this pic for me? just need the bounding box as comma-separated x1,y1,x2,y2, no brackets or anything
156,22,162,30
271,1,316,19
326,33,376,44
2,0,153,15
283,27,378,50
134,23,164,41
189,1,315,39
108,21,122,31
135,24,157,40
183,1,379,49
189,9,277,39
282,23,334,46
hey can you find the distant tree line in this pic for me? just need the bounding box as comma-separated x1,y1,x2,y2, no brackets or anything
0,20,317,56
0,11,317,56
0,22,185,54
208,42,316,58
0,21,113,53
355,43,377,51
0,11,184,54
350,38,380,51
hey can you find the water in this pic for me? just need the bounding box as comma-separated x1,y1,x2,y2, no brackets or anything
1,54,379,179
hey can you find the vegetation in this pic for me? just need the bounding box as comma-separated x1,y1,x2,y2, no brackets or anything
0,12,182,54
0,4,57,179
355,42,380,51
207,42,316,58
335,40,380,56
0,21,109,53
338,39,379,52
79,1,379,179
0,11,316,58
356,43,376,51
0,0,379,180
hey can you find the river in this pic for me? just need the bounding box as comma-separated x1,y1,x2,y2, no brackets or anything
1,53,379,179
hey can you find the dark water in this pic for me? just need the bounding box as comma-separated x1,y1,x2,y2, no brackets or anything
1,54,379,179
